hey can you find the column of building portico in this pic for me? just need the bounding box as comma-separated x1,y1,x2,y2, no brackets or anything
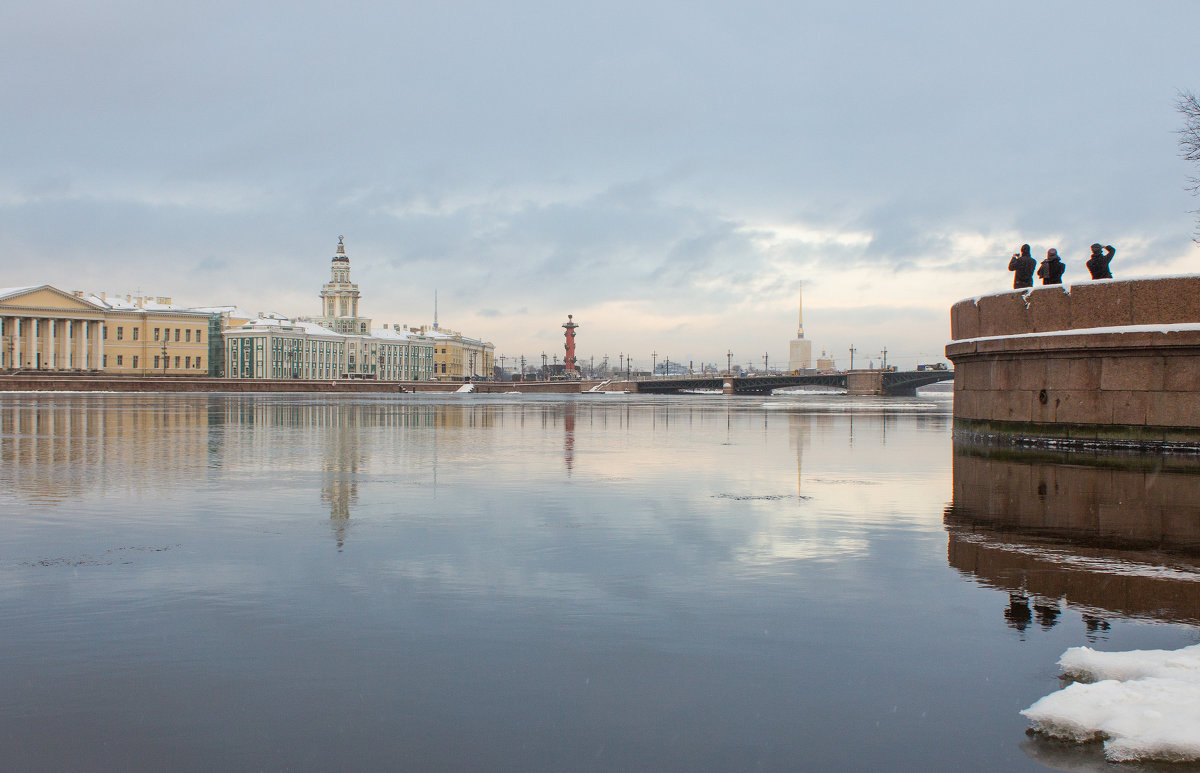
54,319,64,369
9,317,21,369
25,316,38,369
74,319,84,369
92,320,104,371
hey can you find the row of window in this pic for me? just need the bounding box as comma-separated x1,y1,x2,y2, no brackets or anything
103,326,204,343
103,355,204,369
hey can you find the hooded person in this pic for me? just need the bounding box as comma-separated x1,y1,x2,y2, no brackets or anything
1008,243,1036,289
1037,248,1066,285
1086,243,1115,279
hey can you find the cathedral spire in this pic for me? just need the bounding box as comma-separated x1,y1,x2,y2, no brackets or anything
797,282,805,339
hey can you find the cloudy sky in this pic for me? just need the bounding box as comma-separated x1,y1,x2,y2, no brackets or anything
3,1,1199,370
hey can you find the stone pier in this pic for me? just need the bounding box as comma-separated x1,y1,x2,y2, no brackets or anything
945,276,1200,450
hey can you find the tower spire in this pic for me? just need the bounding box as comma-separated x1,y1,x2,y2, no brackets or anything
797,281,805,339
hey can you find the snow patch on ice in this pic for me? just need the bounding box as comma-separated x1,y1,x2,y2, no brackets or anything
1022,643,1200,763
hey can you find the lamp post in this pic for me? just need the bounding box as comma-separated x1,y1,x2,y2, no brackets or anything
763,352,769,373
849,345,856,371
161,339,168,376
726,349,732,375
652,351,657,379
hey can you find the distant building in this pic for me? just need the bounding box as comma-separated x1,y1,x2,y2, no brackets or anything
1,285,215,375
408,325,495,381
225,238,434,380
223,317,434,381
787,284,813,372
816,349,837,372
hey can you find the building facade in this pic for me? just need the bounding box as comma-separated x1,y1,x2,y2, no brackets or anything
411,326,495,381
1,285,214,375
224,318,435,381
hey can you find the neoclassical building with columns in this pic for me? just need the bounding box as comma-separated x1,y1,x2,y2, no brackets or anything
1,285,213,374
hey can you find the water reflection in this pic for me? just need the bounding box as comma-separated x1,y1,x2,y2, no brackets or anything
945,442,1200,629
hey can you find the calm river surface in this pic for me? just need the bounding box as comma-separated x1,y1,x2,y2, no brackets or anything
1,391,1198,772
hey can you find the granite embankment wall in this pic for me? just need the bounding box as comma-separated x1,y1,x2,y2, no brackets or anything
0,375,606,394
945,276,1200,449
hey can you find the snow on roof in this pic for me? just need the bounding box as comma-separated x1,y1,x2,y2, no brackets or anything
233,317,348,336
1022,643,1200,762
372,327,434,343
0,285,39,299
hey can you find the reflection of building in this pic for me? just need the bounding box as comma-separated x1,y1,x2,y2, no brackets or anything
1,286,215,375
945,442,1200,626
0,396,211,502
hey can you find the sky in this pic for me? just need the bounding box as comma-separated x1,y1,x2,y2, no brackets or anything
3,0,1199,371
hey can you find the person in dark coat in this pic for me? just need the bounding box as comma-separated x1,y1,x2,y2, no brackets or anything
1037,248,1066,285
1086,243,1115,279
1008,244,1036,289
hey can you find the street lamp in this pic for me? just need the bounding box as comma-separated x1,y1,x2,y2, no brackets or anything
726,349,732,375
652,350,657,379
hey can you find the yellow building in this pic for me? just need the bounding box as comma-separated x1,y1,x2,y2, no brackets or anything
410,326,495,381
0,285,214,375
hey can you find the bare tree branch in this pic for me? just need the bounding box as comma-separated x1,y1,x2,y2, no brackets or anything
1177,90,1200,241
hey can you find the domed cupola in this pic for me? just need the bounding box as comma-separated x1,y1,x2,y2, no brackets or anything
332,235,349,263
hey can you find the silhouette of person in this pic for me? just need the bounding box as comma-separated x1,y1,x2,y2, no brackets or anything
1086,243,1115,279
1004,592,1033,632
1037,248,1065,285
1008,244,1036,289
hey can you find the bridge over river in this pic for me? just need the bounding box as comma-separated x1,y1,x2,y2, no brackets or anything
630,369,953,396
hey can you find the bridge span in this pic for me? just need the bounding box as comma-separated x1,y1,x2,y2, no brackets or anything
631,369,953,396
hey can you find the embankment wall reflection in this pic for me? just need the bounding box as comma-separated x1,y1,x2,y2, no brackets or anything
945,443,1200,625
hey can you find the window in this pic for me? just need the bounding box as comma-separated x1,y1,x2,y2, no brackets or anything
185,356,191,368
102,326,108,340
196,357,202,369
185,329,191,342
132,328,139,341
175,329,180,342
154,328,160,341
154,356,160,369
116,355,123,366
132,356,138,368
103,355,108,367
196,329,203,343
175,356,180,369
116,327,123,341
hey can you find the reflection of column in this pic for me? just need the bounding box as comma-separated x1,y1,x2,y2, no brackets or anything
563,403,575,473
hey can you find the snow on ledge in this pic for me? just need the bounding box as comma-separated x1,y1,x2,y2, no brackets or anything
1021,643,1200,762
951,322,1200,345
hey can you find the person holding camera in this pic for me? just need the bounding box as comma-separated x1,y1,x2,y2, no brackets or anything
1086,243,1115,279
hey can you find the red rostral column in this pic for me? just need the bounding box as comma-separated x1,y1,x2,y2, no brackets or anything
562,314,579,378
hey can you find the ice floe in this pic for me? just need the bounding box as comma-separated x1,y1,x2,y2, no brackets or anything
1022,643,1200,763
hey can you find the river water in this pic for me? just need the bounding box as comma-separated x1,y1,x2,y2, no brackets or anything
1,391,1197,772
